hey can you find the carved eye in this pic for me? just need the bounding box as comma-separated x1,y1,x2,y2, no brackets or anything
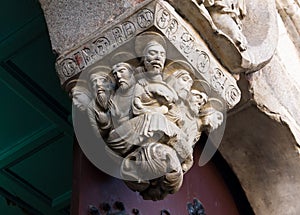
148,50,157,56
182,76,189,81
120,68,127,73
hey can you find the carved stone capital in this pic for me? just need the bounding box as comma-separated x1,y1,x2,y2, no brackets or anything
49,0,244,201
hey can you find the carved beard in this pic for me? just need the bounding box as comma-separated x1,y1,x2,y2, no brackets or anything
118,77,135,91
144,60,163,74
177,89,189,100
96,91,108,110
189,104,199,116
119,82,130,91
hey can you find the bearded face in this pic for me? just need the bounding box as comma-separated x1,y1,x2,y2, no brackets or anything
96,91,109,109
112,64,135,91
188,90,208,116
173,72,193,100
90,74,113,110
143,43,166,75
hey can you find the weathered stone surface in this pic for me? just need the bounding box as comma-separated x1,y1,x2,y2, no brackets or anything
54,0,241,109
276,0,300,54
220,105,300,215
39,0,149,54
70,27,227,200
167,0,278,74
219,10,300,214
248,14,300,145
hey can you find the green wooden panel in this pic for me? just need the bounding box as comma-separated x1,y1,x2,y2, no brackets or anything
0,15,47,61
10,34,71,111
0,64,73,136
8,134,73,200
0,126,60,169
0,79,52,153
0,1,73,214
0,0,42,43
0,172,63,215
0,196,26,215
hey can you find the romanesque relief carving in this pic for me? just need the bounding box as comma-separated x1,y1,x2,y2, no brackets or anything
58,0,242,201
65,79,92,111
69,31,226,201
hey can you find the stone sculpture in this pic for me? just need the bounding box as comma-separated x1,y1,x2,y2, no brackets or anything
196,0,248,51
66,79,91,111
38,0,280,210
69,31,224,200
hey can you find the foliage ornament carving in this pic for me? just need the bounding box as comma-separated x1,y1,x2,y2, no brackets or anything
61,0,245,201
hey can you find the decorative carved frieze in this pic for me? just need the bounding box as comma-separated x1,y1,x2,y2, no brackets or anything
56,1,156,86
57,0,241,109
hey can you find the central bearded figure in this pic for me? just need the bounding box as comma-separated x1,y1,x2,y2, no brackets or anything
85,32,224,201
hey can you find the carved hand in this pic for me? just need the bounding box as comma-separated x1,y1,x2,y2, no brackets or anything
108,99,121,117
156,105,169,114
95,110,109,125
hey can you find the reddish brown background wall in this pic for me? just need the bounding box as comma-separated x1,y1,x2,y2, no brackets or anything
71,140,240,215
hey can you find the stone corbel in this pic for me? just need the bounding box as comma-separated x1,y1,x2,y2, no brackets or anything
39,0,278,201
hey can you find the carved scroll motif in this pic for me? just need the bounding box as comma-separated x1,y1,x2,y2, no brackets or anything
56,1,156,85
154,1,241,108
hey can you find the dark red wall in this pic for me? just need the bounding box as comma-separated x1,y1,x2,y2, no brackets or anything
71,141,240,215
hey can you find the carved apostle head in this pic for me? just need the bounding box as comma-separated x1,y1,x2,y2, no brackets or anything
174,70,193,100
66,79,91,111
200,108,223,131
88,66,115,109
135,32,167,76
164,60,195,100
71,87,91,111
199,98,224,132
143,41,166,75
188,89,208,116
112,62,136,91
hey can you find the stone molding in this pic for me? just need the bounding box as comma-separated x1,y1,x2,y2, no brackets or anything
56,0,241,109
